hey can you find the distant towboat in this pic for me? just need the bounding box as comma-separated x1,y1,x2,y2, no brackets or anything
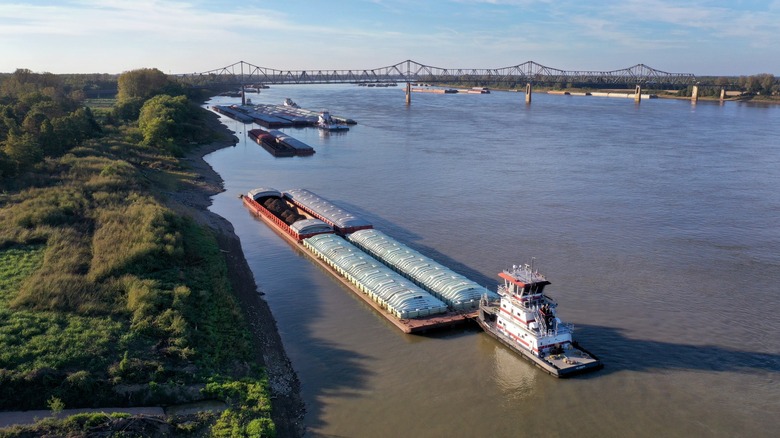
317,110,349,132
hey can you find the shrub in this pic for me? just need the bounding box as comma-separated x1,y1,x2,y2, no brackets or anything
203,376,275,437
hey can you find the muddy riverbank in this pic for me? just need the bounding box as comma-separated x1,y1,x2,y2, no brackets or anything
168,110,306,437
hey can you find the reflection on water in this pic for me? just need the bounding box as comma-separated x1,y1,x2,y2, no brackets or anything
483,336,538,401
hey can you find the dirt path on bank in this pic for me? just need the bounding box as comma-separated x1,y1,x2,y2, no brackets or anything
166,112,306,437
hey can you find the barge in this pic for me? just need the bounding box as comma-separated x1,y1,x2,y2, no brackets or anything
211,105,254,123
284,188,373,234
268,130,315,156
248,129,294,157
248,103,355,127
241,188,332,240
247,128,315,157
241,188,470,333
477,263,602,377
347,228,498,313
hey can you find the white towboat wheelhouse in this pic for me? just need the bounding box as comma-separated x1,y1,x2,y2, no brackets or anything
495,263,573,356
478,262,602,377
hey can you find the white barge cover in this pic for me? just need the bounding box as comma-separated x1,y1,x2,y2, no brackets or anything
290,218,332,236
247,187,282,201
284,188,372,232
303,234,448,319
347,229,498,311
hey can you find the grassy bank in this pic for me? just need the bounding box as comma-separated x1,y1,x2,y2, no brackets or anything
0,103,278,435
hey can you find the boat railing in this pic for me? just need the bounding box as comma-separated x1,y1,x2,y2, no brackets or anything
480,293,499,307
534,308,574,337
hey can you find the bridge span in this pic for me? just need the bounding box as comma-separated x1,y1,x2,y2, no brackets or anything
182,60,722,104
181,59,697,88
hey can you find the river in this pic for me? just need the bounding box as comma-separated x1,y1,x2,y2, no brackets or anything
204,85,779,437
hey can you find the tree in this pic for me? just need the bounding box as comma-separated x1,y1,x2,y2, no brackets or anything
0,69,67,105
739,73,778,95
22,110,48,136
117,68,172,102
112,97,145,121
758,73,776,95
0,149,11,178
137,94,191,153
3,131,42,170
715,77,731,87
46,107,102,155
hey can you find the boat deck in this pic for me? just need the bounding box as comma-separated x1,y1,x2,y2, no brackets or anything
545,346,601,372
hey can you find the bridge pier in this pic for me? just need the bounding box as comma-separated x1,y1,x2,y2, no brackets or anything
405,82,411,105
719,87,725,102
691,85,699,104
525,83,532,104
634,85,641,103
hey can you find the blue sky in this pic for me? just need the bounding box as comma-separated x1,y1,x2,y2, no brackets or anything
1,0,778,76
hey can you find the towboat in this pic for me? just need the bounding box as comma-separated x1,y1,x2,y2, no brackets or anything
477,262,602,377
317,110,349,132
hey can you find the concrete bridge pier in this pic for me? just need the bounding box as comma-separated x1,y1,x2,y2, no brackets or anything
691,85,699,104
525,83,532,104
634,85,641,103
405,82,411,105
720,87,725,102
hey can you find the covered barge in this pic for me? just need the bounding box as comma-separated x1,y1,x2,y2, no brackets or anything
284,188,373,234
347,229,498,313
247,103,355,127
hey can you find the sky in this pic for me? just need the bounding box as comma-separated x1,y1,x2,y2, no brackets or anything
1,0,779,76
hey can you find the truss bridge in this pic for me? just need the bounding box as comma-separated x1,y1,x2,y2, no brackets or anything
180,59,697,88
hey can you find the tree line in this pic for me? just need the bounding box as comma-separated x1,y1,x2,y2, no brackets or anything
0,68,211,181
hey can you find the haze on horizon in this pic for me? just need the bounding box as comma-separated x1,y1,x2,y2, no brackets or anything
1,0,778,77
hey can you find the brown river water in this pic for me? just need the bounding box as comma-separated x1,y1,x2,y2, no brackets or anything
204,85,779,437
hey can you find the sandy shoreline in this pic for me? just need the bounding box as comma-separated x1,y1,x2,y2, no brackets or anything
169,110,306,437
